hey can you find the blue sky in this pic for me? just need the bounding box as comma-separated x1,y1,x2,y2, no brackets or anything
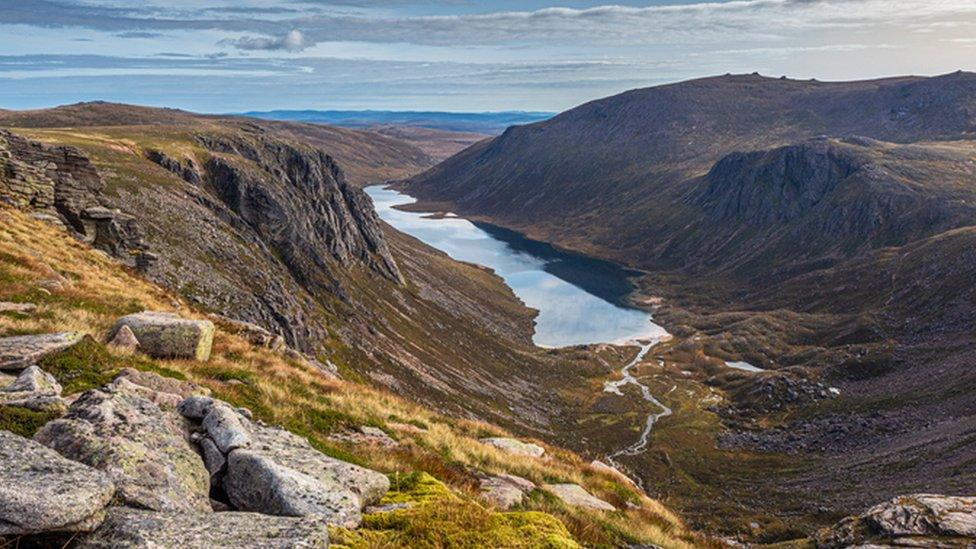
2,1,976,113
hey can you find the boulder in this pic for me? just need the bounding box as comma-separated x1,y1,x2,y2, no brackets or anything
223,420,389,527
0,430,115,535
0,302,36,315
590,460,639,488
110,312,214,361
0,365,66,412
202,403,251,453
178,394,215,419
225,449,364,528
0,331,84,370
479,473,536,509
107,324,140,352
480,437,546,458
816,493,976,547
34,376,211,513
77,507,330,548
3,364,61,394
543,483,615,511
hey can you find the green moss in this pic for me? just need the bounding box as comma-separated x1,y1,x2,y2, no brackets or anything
0,406,60,437
38,337,180,394
331,473,579,548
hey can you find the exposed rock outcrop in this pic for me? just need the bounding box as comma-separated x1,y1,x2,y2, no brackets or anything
0,331,84,371
0,365,66,412
110,312,215,361
478,473,536,509
34,376,212,513
77,508,330,549
0,430,115,535
177,395,389,527
816,494,976,547
543,483,615,511
480,437,546,458
0,130,154,269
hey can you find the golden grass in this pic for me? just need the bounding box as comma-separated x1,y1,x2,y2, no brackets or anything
0,205,709,548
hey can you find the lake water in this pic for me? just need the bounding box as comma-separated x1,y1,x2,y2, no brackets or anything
367,185,668,348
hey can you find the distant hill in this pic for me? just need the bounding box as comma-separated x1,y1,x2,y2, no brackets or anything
239,109,554,135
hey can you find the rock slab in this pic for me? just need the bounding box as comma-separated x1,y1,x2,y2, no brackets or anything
0,430,115,535
34,376,211,513
543,483,615,511
110,311,214,361
481,437,546,458
77,507,329,549
0,331,83,370
816,493,976,547
479,473,536,509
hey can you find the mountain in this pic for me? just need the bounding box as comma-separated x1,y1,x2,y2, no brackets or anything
402,71,976,272
240,109,554,134
401,71,976,536
0,102,435,187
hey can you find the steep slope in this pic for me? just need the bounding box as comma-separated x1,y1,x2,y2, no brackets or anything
0,105,627,447
0,204,706,548
0,102,435,187
400,71,976,537
402,71,976,270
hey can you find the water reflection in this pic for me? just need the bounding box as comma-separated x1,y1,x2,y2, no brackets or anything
367,185,668,348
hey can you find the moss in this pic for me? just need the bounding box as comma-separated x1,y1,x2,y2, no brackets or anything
0,406,60,437
37,336,179,394
331,473,579,548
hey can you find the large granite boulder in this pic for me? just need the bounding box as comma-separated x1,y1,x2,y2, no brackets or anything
109,312,215,361
0,430,115,535
34,376,211,513
177,395,389,527
543,484,615,511
480,437,545,458
0,365,66,413
816,493,976,547
77,508,330,549
0,331,83,370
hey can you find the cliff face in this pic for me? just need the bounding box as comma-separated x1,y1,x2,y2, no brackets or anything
0,130,152,268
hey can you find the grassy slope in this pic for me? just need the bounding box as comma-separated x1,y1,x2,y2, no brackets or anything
0,204,710,548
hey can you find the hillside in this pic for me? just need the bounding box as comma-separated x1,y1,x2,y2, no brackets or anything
0,204,704,548
402,71,976,272
0,103,435,187
400,71,976,538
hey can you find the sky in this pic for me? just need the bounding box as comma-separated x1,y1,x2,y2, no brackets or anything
2,0,976,113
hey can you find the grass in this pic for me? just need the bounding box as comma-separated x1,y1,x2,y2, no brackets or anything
0,204,708,548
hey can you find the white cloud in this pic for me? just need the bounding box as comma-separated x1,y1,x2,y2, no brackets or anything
224,29,314,52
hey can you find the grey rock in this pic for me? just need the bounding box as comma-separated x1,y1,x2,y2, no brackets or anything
0,331,84,371
203,403,251,453
3,365,62,394
0,302,36,315
115,367,209,399
3,394,68,413
225,449,363,528
110,311,215,361
0,430,115,535
34,376,211,513
479,473,536,509
107,324,140,352
480,437,545,458
223,419,389,527
77,507,330,548
543,483,615,511
178,395,216,419
816,493,976,548
199,436,227,480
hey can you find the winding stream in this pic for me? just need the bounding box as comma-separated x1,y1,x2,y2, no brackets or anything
367,185,673,477
603,342,673,486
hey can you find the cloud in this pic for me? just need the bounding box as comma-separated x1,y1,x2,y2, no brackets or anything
224,30,314,52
